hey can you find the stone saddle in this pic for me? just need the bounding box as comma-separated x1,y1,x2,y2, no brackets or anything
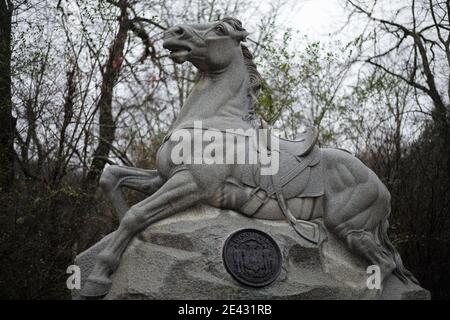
238,126,324,244
242,126,323,199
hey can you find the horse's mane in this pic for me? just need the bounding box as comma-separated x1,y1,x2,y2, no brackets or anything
221,17,263,124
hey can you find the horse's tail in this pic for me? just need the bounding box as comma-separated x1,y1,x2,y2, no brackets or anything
377,215,419,285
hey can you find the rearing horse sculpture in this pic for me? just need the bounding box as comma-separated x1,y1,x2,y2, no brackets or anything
81,17,416,297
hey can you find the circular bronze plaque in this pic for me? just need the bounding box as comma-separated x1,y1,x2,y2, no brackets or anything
222,229,282,287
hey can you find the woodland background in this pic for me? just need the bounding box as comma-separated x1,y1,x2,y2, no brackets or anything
0,0,449,299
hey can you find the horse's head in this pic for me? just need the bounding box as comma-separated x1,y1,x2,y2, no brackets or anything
163,17,249,72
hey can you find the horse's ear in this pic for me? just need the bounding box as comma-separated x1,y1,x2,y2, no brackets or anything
240,31,250,41
234,31,249,42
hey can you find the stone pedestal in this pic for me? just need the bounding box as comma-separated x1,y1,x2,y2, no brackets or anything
72,205,429,300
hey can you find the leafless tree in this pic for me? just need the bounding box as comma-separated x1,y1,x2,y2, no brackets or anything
0,0,15,192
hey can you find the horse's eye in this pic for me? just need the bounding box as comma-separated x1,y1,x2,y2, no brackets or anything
215,25,225,34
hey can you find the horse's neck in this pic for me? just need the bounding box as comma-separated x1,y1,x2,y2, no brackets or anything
171,59,253,131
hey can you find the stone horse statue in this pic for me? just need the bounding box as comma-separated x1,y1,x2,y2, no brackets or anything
80,17,417,297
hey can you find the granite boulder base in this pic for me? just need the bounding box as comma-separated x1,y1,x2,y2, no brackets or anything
73,205,429,300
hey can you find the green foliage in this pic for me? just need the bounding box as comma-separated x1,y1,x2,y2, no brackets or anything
257,28,300,127
255,27,351,144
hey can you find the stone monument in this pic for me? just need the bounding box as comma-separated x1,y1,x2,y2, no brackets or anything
75,17,429,300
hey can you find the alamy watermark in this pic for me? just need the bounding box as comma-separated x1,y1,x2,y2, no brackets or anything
66,265,81,290
366,265,381,290
169,121,280,175
66,264,382,291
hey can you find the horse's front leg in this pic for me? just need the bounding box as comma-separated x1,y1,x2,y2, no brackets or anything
100,165,165,220
81,170,205,298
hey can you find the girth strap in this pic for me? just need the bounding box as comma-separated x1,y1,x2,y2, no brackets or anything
240,187,268,217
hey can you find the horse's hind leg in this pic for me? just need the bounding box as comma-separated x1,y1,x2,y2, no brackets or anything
342,228,396,282
323,153,396,284
326,183,396,284
81,170,205,298
100,165,164,220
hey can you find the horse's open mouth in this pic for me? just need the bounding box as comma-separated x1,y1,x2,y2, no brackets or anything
164,44,192,59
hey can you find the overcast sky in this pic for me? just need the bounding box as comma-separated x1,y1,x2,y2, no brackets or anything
280,0,350,41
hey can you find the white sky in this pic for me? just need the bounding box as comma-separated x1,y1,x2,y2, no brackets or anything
276,0,358,45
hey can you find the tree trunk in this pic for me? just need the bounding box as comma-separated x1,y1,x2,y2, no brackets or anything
86,1,129,185
0,1,15,192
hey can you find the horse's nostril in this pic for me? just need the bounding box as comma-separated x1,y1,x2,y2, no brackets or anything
165,26,188,40
174,26,184,36
165,26,185,38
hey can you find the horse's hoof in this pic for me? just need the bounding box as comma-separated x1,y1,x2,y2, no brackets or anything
80,277,112,299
